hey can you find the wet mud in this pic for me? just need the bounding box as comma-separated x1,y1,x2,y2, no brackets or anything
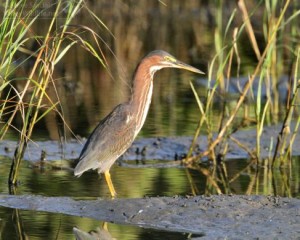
0,194,299,239
0,122,299,164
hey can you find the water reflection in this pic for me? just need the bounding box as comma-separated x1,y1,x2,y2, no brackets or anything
73,224,205,240
12,209,27,240
0,206,205,240
0,155,299,238
0,156,299,198
73,223,113,240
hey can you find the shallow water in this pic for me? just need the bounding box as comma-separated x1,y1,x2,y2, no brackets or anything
1,207,195,240
0,155,299,239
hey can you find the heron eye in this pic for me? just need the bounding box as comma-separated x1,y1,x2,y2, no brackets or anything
164,56,176,63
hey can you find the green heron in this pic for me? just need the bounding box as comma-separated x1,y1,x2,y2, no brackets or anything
74,50,204,198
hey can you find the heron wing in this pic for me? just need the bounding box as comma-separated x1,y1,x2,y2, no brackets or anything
74,103,136,176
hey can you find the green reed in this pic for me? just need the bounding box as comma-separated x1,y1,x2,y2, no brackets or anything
186,0,300,171
0,0,86,187
272,48,300,167
183,0,300,197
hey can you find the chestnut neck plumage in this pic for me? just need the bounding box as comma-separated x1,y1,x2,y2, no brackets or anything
129,57,161,135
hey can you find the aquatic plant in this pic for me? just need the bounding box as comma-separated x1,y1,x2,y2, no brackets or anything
0,0,90,187
186,0,299,170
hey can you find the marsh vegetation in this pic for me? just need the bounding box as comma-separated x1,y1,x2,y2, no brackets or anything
0,0,299,238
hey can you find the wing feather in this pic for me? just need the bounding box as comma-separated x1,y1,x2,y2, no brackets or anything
74,103,136,176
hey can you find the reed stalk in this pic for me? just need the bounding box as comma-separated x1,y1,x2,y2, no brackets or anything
199,0,291,160
0,0,84,187
272,47,300,166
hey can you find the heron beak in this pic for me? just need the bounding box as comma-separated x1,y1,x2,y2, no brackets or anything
174,61,204,75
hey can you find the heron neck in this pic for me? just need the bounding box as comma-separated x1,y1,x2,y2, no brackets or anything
130,63,154,134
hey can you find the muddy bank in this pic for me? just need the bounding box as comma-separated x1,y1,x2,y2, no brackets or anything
0,194,299,239
0,122,299,164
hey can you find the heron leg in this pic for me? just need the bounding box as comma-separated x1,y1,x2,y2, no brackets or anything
104,170,117,198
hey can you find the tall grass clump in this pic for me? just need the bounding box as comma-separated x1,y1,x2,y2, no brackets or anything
185,0,299,169
0,0,86,189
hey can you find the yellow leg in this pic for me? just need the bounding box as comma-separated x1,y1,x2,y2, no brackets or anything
102,222,108,231
104,170,117,198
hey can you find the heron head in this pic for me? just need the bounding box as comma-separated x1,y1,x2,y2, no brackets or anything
145,50,204,76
